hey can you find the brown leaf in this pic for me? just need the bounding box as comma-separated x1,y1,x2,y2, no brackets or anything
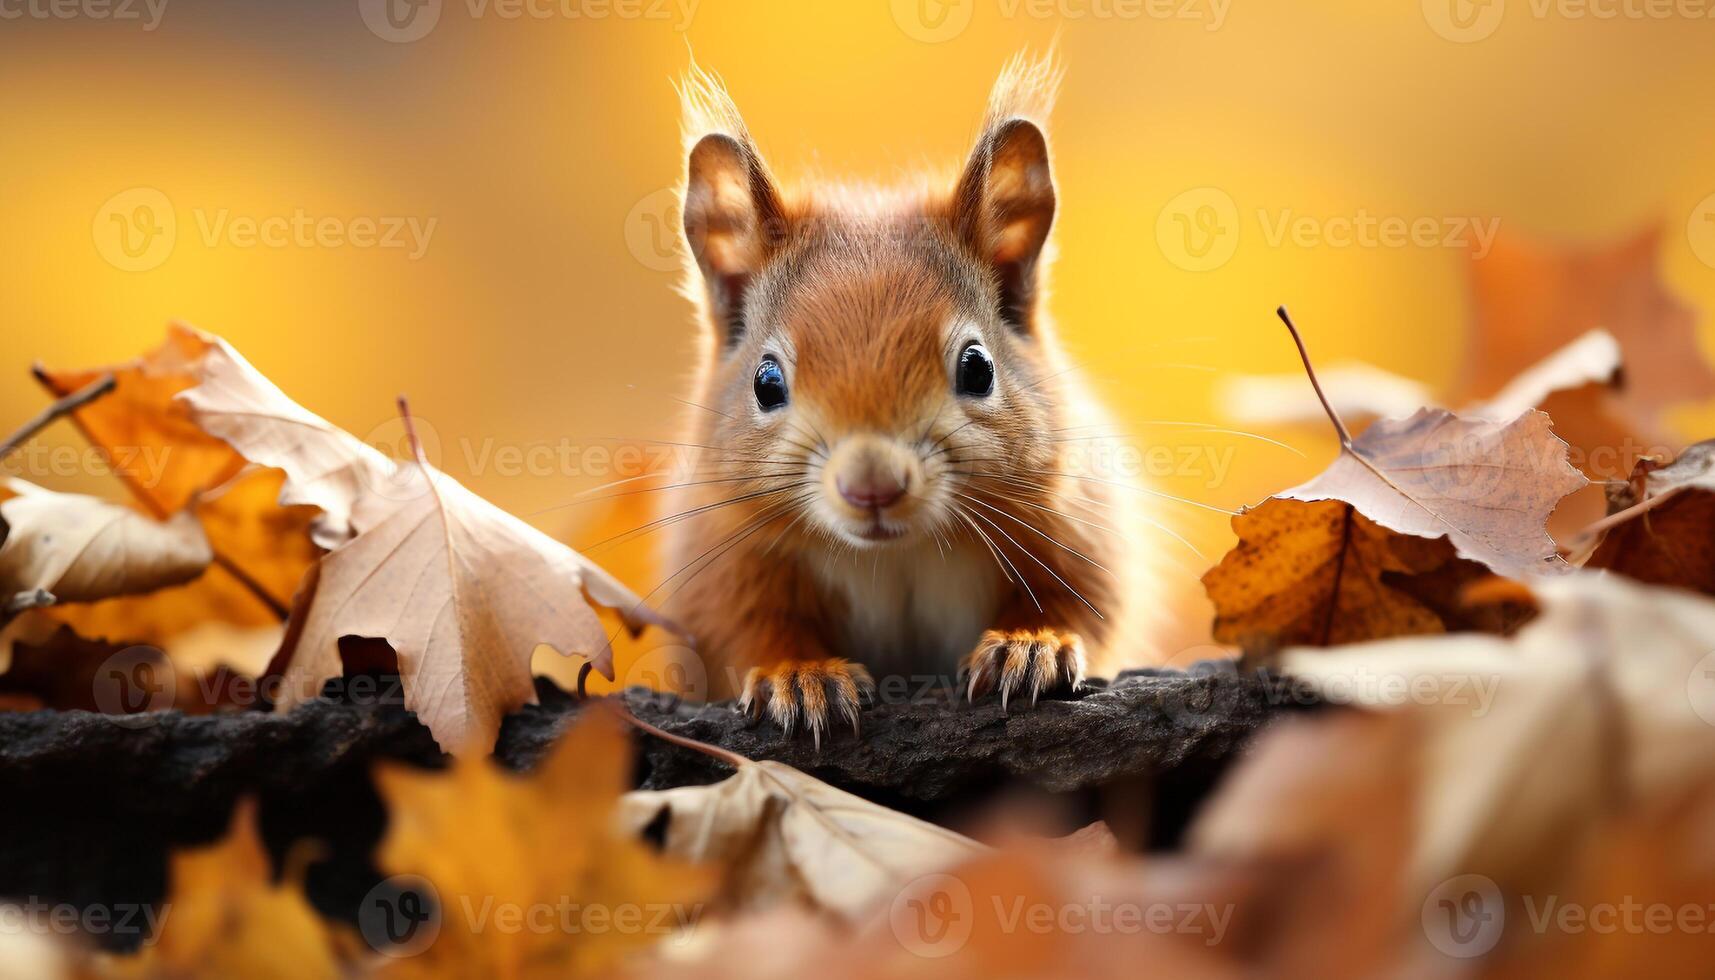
1203,499,1504,648
22,470,316,702
1586,439,1715,595
0,480,211,603
1203,401,1581,648
274,457,671,756
1281,408,1583,577
176,337,414,550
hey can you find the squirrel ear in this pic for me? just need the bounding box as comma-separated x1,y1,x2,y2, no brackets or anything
682,132,786,346
954,117,1057,331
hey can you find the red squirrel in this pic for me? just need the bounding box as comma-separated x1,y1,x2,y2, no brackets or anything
661,52,1160,742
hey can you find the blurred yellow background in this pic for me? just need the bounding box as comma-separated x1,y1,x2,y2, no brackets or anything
4,0,1714,671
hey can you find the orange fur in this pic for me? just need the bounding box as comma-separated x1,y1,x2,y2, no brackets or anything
660,51,1161,721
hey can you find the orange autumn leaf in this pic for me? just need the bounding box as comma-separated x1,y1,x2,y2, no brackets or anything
1204,499,1504,648
369,709,716,978
91,801,343,980
35,326,240,517
35,331,323,634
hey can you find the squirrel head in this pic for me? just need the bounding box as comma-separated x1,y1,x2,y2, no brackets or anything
675,53,1075,550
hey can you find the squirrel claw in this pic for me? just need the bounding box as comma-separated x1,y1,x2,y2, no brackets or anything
738,659,874,746
961,629,1085,714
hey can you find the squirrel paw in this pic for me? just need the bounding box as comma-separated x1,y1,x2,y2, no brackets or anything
738,659,875,748
961,629,1085,714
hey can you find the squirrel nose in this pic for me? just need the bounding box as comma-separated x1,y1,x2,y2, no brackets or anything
837,473,907,510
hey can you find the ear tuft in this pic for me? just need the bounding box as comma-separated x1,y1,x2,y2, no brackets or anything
676,64,786,346
955,49,1062,331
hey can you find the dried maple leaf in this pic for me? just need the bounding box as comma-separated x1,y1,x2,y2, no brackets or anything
1204,499,1523,647
0,479,211,604
90,800,344,980
1279,407,1583,578
1585,439,1715,595
175,336,414,550
1202,310,1582,648
273,405,672,756
370,709,715,978
616,720,984,922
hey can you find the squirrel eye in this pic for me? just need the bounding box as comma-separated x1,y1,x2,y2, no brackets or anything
754,356,788,411
957,343,995,397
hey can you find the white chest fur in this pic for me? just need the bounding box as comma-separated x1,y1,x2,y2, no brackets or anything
809,539,1001,678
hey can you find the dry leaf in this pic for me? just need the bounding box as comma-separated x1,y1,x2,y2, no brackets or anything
1280,408,1583,577
38,334,323,628
1266,573,1715,905
617,755,985,922
1586,439,1715,595
371,709,716,978
176,337,414,550
274,454,670,756
1203,391,1581,647
92,801,343,980
8,471,315,707
0,479,211,603
1203,499,1517,647
35,326,239,516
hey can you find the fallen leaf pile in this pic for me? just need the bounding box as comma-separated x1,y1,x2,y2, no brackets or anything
3,324,674,754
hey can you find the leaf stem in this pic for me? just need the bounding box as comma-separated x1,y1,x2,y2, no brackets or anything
609,700,752,771
0,374,116,463
1276,306,1354,449
396,395,430,469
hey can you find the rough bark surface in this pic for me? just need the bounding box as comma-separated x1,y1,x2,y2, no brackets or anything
0,660,1306,949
